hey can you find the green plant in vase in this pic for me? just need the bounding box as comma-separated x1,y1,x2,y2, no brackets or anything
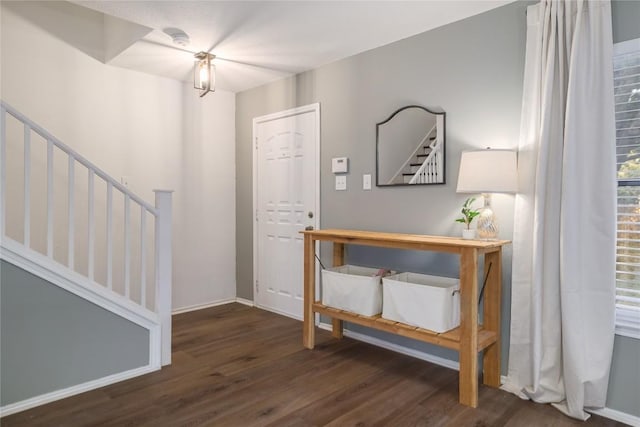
455,197,480,239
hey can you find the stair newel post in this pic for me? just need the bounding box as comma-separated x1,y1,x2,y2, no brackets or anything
154,189,173,366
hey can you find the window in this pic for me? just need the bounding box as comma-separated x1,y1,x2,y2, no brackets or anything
615,37,640,339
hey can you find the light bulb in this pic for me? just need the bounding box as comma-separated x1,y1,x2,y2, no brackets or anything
199,66,209,89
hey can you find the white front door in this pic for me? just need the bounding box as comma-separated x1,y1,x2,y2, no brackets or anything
253,104,319,320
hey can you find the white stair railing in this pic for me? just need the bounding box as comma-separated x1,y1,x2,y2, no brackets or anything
409,115,445,184
409,139,442,184
0,101,172,365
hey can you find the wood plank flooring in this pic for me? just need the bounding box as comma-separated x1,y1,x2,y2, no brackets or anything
2,303,629,426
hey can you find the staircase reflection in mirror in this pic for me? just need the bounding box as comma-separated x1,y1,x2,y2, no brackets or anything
376,105,446,186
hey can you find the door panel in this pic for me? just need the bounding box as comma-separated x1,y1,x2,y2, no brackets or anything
255,106,318,319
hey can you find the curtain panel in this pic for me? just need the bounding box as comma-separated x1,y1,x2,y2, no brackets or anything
503,0,616,420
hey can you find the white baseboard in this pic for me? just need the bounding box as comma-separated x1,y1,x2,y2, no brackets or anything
317,322,460,371
172,298,237,315
0,364,159,418
172,297,257,315
235,297,255,307
255,303,303,321
590,407,640,426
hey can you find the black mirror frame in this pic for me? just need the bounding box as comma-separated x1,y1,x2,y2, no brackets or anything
375,105,446,187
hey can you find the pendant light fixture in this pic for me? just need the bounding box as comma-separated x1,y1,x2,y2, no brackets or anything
194,52,216,97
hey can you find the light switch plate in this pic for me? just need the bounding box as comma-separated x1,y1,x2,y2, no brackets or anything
335,175,347,191
363,174,371,190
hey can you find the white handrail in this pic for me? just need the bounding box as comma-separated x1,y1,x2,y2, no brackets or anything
0,101,157,214
387,124,436,185
0,101,172,365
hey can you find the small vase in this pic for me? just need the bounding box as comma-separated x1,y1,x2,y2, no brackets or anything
462,229,476,240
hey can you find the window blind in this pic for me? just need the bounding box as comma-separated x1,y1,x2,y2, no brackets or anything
614,40,640,335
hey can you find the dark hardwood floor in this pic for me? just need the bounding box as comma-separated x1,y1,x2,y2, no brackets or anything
2,303,628,426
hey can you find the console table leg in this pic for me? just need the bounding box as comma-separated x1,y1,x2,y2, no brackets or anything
483,248,502,387
331,318,344,339
331,243,345,339
459,247,479,408
303,235,316,349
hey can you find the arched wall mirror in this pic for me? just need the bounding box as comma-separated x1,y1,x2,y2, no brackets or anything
376,105,446,186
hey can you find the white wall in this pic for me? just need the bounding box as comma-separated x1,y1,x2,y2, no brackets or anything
1,2,236,311
175,87,236,309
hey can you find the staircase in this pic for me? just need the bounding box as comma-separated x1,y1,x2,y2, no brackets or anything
0,101,172,414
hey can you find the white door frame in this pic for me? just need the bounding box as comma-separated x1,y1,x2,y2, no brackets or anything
252,103,321,320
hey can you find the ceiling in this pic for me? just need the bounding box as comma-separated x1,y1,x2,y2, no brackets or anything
71,1,515,93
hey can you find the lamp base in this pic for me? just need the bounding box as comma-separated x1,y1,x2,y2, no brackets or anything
477,193,498,240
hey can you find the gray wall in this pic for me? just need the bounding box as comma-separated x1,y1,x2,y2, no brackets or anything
237,0,526,368
612,0,640,44
607,335,640,417
236,1,527,297
0,260,150,406
236,0,640,418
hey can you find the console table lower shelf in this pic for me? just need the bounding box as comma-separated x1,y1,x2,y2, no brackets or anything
313,302,497,352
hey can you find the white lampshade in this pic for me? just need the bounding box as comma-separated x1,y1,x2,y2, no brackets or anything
456,149,518,193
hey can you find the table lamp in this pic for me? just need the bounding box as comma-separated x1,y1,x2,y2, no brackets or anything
456,148,517,239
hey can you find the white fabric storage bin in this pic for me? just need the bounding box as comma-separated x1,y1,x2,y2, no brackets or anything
382,272,460,333
321,265,383,316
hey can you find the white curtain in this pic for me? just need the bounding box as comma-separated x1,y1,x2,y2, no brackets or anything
503,0,617,420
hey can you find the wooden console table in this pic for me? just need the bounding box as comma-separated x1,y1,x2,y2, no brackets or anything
301,229,510,408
